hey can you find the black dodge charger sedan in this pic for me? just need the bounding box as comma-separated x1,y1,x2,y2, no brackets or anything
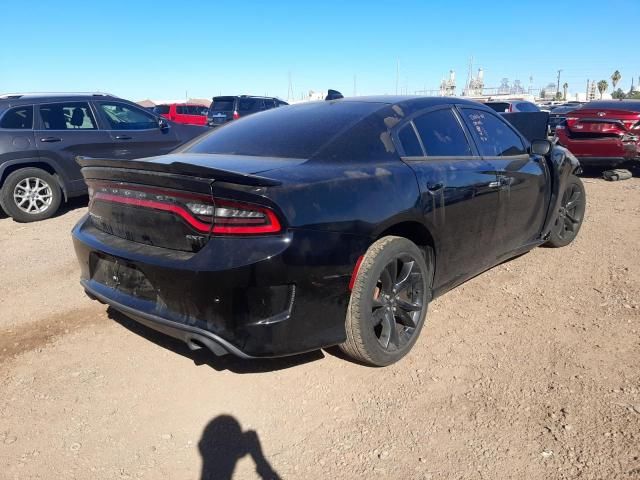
72,96,585,366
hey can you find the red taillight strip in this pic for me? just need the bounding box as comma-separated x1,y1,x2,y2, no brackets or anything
93,192,281,235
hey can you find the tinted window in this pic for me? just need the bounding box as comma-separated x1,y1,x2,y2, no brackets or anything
0,106,33,129
187,101,382,159
211,97,235,112
238,98,263,112
154,105,170,114
516,102,540,112
398,124,423,156
99,102,158,130
461,109,526,156
413,109,472,156
486,102,510,113
40,102,97,130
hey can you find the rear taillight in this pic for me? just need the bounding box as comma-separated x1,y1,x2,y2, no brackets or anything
88,183,281,235
233,110,240,120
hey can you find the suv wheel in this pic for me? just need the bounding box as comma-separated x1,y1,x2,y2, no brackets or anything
340,236,432,366
0,168,62,222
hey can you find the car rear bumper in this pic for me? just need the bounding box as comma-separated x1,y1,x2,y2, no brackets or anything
72,215,370,358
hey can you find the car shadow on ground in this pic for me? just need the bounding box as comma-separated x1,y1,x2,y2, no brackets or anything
198,415,282,480
0,195,88,222
107,307,325,373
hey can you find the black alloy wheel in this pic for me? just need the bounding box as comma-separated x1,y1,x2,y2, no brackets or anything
546,175,586,248
341,236,432,366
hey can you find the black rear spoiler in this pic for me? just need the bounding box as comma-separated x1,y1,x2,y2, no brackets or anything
76,156,282,187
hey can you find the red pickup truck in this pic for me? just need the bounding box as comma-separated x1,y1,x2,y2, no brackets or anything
555,100,640,167
154,103,209,126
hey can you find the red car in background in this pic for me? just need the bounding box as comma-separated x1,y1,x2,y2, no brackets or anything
153,103,209,126
555,100,640,167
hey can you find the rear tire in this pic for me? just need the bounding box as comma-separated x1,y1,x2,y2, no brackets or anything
546,175,585,248
0,168,62,222
340,236,432,367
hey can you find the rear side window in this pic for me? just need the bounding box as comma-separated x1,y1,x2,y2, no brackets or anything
238,98,264,113
211,97,235,111
154,105,170,114
413,109,472,156
486,102,510,113
0,106,33,129
398,124,423,156
98,102,158,130
461,108,526,156
517,102,539,112
40,102,97,130
186,101,383,159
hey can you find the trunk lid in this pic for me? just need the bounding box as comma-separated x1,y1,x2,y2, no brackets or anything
79,153,299,252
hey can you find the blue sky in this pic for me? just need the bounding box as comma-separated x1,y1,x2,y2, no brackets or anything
1,0,639,101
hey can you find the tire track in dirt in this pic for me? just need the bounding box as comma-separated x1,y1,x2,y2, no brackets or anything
0,305,108,363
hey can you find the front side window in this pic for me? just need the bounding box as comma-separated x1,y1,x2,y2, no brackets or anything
40,102,97,130
99,102,158,130
461,108,526,156
0,106,33,129
412,109,472,156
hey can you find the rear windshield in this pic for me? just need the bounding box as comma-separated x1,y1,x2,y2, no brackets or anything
210,97,235,112
154,105,170,114
486,102,510,113
186,101,383,159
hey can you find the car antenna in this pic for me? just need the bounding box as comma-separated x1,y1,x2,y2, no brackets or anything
325,89,344,100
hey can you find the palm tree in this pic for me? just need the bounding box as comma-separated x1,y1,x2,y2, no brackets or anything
562,82,568,100
597,80,608,99
611,70,621,90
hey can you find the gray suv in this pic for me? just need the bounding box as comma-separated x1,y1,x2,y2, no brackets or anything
0,93,207,222
207,95,288,126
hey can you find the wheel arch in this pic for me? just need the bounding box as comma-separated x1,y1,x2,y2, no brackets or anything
0,159,68,201
375,220,437,294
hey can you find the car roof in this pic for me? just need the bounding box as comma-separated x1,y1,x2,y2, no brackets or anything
581,99,640,112
0,92,123,108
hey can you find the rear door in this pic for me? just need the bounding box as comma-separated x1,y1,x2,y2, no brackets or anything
34,101,112,194
94,100,180,159
0,105,38,165
396,106,501,290
459,107,549,255
237,97,265,119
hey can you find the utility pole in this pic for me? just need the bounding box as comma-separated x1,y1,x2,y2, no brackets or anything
395,59,399,95
287,72,294,102
556,69,562,97
353,74,357,97
586,79,590,101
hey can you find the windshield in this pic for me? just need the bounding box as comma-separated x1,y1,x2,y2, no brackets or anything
187,101,383,159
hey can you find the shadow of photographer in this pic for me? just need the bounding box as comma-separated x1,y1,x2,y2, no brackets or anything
199,415,281,480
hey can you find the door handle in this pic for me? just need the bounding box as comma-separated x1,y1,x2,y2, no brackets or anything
489,175,512,188
426,181,445,193
40,136,61,143
115,135,132,140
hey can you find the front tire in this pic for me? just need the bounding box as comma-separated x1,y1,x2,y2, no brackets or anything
546,175,586,248
0,168,62,222
340,236,432,366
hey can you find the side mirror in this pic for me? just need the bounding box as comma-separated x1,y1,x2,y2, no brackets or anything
530,139,551,156
158,117,169,130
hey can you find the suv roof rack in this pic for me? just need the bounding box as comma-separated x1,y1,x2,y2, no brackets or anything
0,92,118,100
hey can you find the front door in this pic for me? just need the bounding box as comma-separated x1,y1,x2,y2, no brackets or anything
396,106,501,291
458,107,549,256
94,101,180,159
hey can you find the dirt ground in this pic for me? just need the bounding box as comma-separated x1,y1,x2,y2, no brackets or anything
0,177,638,480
